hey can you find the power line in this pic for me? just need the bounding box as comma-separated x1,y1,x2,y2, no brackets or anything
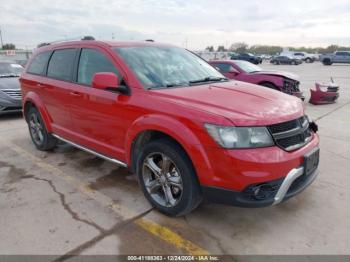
0,26,4,49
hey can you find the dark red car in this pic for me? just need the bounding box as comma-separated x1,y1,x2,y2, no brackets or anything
20,40,319,216
209,60,304,100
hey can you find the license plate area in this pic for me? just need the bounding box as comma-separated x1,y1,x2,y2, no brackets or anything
304,147,320,176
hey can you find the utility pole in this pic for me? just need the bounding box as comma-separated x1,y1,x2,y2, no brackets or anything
0,26,4,49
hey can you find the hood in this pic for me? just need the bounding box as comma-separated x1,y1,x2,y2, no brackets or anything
250,70,299,81
0,77,21,90
152,81,303,126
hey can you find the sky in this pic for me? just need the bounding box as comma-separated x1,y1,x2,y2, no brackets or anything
1,0,350,50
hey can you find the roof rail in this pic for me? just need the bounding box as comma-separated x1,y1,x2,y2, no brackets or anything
37,36,95,48
82,36,95,40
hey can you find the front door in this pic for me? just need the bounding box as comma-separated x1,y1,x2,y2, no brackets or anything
68,48,129,161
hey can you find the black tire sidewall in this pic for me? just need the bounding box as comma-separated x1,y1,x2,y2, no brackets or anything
136,139,202,216
27,107,56,151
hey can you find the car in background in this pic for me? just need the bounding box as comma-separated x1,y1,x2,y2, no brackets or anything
270,56,302,65
320,51,350,65
280,52,316,63
0,62,23,115
209,60,304,100
231,53,262,64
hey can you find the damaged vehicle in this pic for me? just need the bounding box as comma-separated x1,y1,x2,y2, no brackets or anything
0,62,23,115
209,60,304,100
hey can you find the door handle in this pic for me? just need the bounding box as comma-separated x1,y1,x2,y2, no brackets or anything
36,83,44,88
69,91,82,97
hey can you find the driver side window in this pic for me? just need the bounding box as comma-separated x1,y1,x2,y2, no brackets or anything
77,48,120,86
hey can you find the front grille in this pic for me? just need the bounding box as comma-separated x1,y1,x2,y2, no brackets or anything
268,116,312,151
1,89,22,100
283,79,301,94
327,86,339,92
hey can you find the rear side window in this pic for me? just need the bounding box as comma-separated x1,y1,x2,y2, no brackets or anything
47,49,77,81
27,52,51,75
77,48,120,86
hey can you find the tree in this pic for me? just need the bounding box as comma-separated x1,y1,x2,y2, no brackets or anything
217,45,227,52
205,46,214,52
248,45,283,55
229,42,248,53
2,43,15,50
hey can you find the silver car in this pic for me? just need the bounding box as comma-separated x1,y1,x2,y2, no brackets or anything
0,62,23,115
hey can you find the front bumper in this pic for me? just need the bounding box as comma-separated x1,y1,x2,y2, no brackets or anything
202,166,319,207
0,97,22,115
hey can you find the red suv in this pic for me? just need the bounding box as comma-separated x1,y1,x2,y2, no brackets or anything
20,40,320,216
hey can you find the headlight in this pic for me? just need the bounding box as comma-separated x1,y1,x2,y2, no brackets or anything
204,124,274,149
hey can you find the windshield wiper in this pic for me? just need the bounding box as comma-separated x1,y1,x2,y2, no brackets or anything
189,76,228,85
147,83,188,90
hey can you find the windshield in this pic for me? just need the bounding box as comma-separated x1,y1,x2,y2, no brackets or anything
114,46,224,89
234,60,262,73
0,63,23,77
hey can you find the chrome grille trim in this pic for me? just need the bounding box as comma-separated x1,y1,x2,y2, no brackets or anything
1,89,22,100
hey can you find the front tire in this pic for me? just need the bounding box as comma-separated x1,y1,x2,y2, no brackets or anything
136,139,202,216
322,59,332,65
26,107,57,151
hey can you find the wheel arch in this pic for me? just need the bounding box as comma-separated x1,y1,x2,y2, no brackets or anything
258,81,281,91
23,92,53,132
125,115,213,184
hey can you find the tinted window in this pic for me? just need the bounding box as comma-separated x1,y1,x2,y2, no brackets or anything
47,49,76,81
335,52,347,56
27,52,51,75
214,63,233,73
78,49,119,86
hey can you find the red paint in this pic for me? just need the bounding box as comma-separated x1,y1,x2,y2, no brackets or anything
309,82,339,105
20,41,319,192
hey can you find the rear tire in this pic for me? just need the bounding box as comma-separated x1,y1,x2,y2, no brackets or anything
136,138,202,216
322,59,332,65
305,58,312,63
26,107,57,151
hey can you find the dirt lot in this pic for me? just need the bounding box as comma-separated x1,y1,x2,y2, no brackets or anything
1,62,350,257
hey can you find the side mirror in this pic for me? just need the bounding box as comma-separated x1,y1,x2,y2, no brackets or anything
92,72,130,95
92,72,119,90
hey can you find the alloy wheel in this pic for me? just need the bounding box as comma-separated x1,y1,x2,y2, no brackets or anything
142,152,183,207
29,113,44,145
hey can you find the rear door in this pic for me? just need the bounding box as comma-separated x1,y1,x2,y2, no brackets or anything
68,47,129,161
334,52,346,63
44,48,79,136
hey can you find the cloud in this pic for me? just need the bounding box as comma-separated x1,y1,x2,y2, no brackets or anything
1,0,350,49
